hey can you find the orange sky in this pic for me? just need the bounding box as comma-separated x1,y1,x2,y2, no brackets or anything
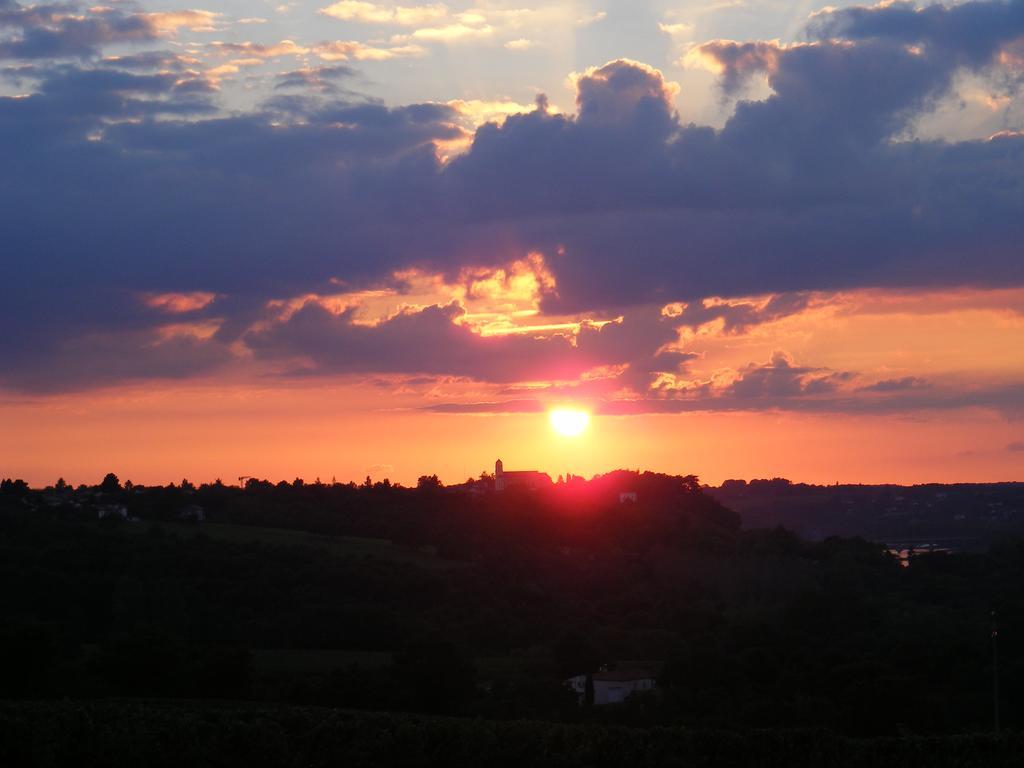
2,363,1021,489
4,11,1024,490
3,270,1023,488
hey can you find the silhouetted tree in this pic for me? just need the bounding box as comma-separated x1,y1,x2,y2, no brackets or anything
0,478,29,496
417,475,442,491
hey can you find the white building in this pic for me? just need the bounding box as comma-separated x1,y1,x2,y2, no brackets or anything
566,669,657,705
178,504,206,522
97,505,128,521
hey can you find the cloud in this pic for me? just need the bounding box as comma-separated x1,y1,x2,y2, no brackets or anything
100,50,199,71
210,39,310,59
427,399,546,414
0,4,221,62
445,97,540,131
320,1,448,26
142,10,220,35
572,59,679,127
600,381,1024,416
0,3,155,60
244,300,682,386
0,324,232,393
319,0,491,48
402,21,494,43
8,63,216,123
578,10,606,26
275,64,358,93
143,292,219,314
200,38,420,83
314,40,426,60
720,352,852,399
858,376,930,393
2,1,1024,397
1007,441,1024,451
443,38,1024,311
320,2,600,48
0,85,462,391
808,0,1024,70
427,375,1024,417
247,301,583,382
664,293,817,334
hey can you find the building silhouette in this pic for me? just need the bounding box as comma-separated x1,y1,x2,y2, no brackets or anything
494,459,552,492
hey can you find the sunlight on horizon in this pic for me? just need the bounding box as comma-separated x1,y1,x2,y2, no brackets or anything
549,407,590,438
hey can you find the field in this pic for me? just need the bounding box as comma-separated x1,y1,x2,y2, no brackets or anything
2,701,1020,768
250,648,542,699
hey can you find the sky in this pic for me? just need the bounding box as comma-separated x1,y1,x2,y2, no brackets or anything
2,0,1024,487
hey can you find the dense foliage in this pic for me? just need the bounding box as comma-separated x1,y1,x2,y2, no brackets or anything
0,473,1021,740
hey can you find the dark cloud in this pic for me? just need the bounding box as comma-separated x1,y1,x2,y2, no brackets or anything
100,51,193,71
668,293,816,334
706,39,950,149
1008,441,1024,451
0,84,463,390
599,381,1024,416
574,58,677,134
245,302,677,384
274,64,358,93
246,301,584,382
426,379,1024,417
442,40,1024,311
1,1,1024,395
1,328,232,393
724,353,853,399
858,376,931,393
0,3,156,60
808,0,1024,68
30,65,216,117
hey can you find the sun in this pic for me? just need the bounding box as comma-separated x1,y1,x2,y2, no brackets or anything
549,408,590,437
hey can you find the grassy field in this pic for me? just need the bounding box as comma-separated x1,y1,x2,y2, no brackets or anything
250,648,539,680
125,521,460,570
252,648,391,676
3,700,1021,768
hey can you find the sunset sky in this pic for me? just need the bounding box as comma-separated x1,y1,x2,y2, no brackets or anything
2,0,1024,487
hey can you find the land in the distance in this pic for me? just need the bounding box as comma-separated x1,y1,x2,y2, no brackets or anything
1,470,1021,765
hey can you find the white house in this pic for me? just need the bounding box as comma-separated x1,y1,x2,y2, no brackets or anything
178,504,206,522
97,504,128,521
619,491,638,504
566,668,657,705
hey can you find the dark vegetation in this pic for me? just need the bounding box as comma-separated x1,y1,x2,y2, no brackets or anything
2,701,1022,768
711,478,1024,544
1,472,1022,762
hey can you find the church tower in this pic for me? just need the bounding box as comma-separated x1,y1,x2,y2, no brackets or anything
495,459,505,491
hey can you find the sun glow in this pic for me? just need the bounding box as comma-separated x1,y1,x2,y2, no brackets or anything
549,408,590,437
